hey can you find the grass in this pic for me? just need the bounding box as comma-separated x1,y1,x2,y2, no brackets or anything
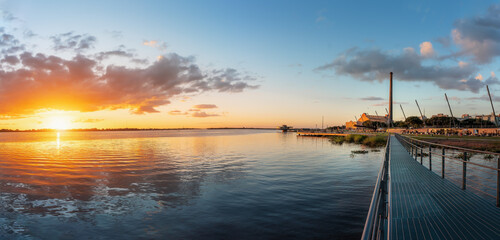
484,154,494,160
328,134,387,148
455,152,474,160
351,150,369,154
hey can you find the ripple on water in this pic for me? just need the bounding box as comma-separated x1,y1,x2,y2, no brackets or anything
0,130,382,239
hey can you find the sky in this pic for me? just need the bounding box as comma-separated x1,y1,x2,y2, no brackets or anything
1,0,500,129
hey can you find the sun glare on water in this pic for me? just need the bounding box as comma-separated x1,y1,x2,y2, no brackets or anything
47,116,72,130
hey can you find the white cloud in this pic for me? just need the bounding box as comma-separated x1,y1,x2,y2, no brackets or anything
419,41,435,58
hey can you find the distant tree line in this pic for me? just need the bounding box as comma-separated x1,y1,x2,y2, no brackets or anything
393,116,496,128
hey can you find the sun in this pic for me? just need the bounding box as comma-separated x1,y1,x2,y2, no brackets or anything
47,116,72,130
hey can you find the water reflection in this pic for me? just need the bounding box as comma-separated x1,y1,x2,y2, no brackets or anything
0,130,381,239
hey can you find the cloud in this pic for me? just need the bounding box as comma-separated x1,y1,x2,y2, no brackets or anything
451,4,500,64
419,41,435,58
435,36,451,47
0,29,258,116
1,10,17,22
315,47,497,93
51,32,97,51
360,96,384,101
458,61,468,68
372,101,408,107
191,111,220,118
192,104,217,109
95,50,134,60
143,40,167,51
73,118,104,123
475,73,483,81
168,110,188,116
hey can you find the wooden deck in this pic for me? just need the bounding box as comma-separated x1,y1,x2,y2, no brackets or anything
389,136,500,239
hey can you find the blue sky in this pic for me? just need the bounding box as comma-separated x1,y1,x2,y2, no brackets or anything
1,0,500,128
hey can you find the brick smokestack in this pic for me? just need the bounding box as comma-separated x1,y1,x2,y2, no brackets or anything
389,72,393,128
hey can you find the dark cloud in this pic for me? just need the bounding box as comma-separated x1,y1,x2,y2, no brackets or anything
0,29,258,116
435,36,451,47
51,32,97,51
316,47,497,93
192,104,217,109
0,31,25,54
466,94,500,102
1,55,19,65
360,96,384,101
452,4,500,63
95,50,134,60
191,112,220,118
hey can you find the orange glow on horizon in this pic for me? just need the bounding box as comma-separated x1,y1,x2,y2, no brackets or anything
46,116,72,130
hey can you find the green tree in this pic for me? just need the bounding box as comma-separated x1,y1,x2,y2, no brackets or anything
394,120,408,128
405,116,424,128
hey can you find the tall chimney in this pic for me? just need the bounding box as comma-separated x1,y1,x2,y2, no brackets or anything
389,72,393,127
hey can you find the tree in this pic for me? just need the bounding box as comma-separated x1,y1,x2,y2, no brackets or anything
405,116,424,128
363,120,387,129
426,116,460,127
394,121,408,128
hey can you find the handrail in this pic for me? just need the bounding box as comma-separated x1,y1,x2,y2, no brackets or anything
404,135,500,156
362,135,390,240
395,134,500,207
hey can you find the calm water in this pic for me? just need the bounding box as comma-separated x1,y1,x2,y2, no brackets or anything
0,130,382,239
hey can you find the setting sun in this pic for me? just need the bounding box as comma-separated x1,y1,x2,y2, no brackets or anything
46,116,72,130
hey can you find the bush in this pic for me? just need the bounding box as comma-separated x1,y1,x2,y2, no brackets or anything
351,150,369,154
455,152,474,160
362,135,387,147
329,134,387,148
328,136,345,144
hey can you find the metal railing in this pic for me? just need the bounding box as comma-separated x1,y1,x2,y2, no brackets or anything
362,136,391,240
395,134,500,207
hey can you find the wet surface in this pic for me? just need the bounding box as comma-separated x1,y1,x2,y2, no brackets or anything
0,130,381,239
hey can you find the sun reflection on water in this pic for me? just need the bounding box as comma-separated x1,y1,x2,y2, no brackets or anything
56,132,60,150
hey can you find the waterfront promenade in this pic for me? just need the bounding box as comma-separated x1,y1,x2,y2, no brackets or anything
389,136,500,239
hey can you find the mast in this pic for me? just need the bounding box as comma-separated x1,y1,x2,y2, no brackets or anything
389,72,393,127
487,85,498,127
444,93,455,128
415,100,425,126
400,104,407,121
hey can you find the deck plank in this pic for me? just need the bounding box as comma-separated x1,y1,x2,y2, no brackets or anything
389,136,500,239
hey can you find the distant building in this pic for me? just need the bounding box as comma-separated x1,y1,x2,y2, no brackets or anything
474,113,500,123
345,113,388,129
346,121,357,129
461,114,471,120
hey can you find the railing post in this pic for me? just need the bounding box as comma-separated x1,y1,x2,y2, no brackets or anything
429,145,432,171
462,152,467,190
442,148,445,179
420,147,423,165
497,156,499,207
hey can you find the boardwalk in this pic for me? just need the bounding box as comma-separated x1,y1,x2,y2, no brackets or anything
389,136,500,239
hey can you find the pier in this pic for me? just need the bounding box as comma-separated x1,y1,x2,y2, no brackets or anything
363,134,500,239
